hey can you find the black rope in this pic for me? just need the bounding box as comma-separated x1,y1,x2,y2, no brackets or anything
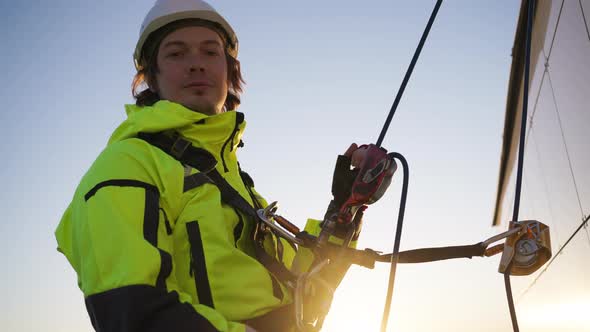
512,0,535,224
505,1,535,331
504,261,519,331
380,153,409,332
375,0,443,148
376,2,443,330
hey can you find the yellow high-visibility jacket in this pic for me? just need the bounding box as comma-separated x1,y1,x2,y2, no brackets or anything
55,101,354,332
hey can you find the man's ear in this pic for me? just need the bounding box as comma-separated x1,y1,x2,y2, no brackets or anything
147,77,159,94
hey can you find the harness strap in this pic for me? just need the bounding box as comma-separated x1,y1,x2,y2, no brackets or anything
138,132,218,172
342,243,487,269
137,132,297,283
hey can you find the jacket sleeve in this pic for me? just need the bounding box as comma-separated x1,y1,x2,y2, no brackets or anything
55,141,246,332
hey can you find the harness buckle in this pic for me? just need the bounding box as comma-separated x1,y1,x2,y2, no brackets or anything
256,201,304,246
171,136,191,159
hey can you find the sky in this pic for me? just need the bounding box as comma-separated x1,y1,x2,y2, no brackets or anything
0,1,526,331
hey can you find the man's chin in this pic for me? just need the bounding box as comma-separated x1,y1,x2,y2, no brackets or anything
182,100,219,115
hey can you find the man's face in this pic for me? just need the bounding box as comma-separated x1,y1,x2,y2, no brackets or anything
155,26,228,115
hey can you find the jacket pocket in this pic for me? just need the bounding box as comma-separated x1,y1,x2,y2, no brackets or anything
186,221,215,308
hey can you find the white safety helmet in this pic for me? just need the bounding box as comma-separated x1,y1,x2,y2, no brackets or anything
133,0,238,69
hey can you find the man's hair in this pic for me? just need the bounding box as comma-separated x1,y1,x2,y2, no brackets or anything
131,19,245,111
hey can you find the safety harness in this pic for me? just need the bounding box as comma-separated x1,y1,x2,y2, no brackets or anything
137,129,547,271
138,131,487,268
136,129,552,332
137,131,299,283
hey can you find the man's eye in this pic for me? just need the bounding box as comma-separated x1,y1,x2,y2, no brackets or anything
168,51,182,58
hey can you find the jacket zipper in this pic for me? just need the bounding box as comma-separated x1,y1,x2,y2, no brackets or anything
232,207,244,247
220,113,244,173
159,208,172,235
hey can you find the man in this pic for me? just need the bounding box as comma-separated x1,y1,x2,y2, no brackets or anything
55,1,388,331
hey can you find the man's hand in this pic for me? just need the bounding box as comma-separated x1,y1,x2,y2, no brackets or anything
331,143,397,221
343,143,368,168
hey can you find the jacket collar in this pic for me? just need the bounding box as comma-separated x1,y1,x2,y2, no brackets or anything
109,100,246,172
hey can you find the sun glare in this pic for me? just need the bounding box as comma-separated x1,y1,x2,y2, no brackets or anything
519,298,590,330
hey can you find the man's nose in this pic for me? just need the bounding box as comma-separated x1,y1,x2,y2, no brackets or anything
188,55,205,73
189,63,205,73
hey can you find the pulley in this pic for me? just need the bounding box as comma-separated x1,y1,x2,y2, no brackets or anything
498,220,552,276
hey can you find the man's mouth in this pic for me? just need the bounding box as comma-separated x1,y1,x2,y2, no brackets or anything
185,81,212,88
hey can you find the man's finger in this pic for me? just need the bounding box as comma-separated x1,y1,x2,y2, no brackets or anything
344,143,358,157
